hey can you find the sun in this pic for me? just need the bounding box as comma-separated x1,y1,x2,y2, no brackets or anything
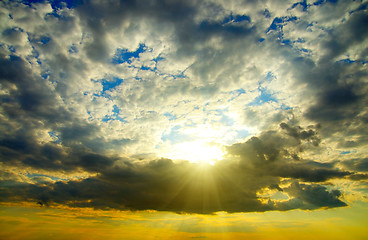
162,141,225,165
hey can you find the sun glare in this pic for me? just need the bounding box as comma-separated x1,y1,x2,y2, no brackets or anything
163,141,224,165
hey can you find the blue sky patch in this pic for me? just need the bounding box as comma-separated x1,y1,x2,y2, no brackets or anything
20,0,46,7
300,48,310,53
336,58,368,65
222,13,251,24
48,131,61,143
313,0,324,5
50,0,83,9
152,56,165,63
40,36,51,44
280,104,292,110
112,43,147,64
228,88,245,102
218,114,234,126
205,108,235,126
231,88,246,95
267,16,298,33
150,56,165,71
350,2,367,14
248,88,278,106
264,9,271,18
263,72,276,83
164,112,177,121
161,125,193,144
68,45,78,53
281,39,292,46
337,58,355,64
100,77,123,92
140,66,151,71
41,72,50,79
20,0,83,10
8,46,16,53
290,0,308,11
102,105,127,123
28,35,51,45
26,173,63,181
249,73,278,106
171,73,187,79
313,0,338,6
235,129,251,139
295,38,306,43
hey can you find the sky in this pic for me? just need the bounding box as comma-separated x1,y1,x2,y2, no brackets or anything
0,0,368,239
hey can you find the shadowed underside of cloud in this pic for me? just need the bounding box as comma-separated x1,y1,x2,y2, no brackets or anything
0,164,349,214
0,125,355,213
0,0,368,214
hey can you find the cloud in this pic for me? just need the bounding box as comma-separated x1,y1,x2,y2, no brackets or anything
0,123,358,214
277,181,347,210
339,158,368,173
226,124,352,183
279,122,321,146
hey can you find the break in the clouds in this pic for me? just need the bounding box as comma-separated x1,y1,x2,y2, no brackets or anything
0,0,367,214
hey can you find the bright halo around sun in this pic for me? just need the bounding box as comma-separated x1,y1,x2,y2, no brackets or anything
162,141,225,165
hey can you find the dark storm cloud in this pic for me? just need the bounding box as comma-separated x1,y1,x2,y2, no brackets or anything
76,0,252,41
0,123,356,214
0,155,350,213
0,115,121,171
306,81,365,123
280,43,368,151
0,59,123,175
226,125,351,183
301,60,368,149
320,11,368,63
286,10,368,141
339,158,368,172
0,47,132,171
2,27,24,43
276,181,347,210
0,53,71,123
279,122,321,146
0,124,121,171
0,131,117,172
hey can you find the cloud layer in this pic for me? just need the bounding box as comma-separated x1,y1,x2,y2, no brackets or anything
0,0,367,214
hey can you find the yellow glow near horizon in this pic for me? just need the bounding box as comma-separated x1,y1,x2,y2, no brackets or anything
162,141,224,165
2,202,368,240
